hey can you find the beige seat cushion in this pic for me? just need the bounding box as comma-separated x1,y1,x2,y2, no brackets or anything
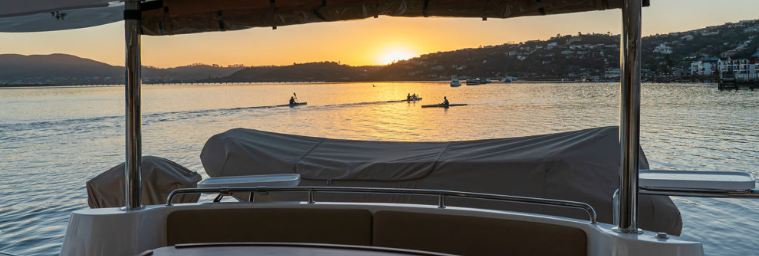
167,208,372,246
373,211,587,256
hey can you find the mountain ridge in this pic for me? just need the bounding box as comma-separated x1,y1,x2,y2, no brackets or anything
2,18,758,85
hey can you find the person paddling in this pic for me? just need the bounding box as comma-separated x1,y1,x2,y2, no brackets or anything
290,92,299,105
441,96,449,106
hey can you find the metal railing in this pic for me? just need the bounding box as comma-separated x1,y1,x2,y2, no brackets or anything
166,186,597,224
640,188,759,198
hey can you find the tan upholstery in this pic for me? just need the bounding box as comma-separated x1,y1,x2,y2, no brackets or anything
372,211,587,256
167,208,373,246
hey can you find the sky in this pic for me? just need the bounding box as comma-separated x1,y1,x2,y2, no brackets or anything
1,0,758,68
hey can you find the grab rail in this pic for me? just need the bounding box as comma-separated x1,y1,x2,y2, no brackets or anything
166,186,597,224
640,188,759,198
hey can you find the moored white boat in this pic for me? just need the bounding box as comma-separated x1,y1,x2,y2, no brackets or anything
450,78,461,87
501,77,518,83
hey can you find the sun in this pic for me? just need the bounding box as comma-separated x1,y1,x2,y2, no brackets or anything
378,47,417,65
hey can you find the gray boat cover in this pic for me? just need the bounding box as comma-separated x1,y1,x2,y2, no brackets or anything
200,127,682,235
86,156,202,208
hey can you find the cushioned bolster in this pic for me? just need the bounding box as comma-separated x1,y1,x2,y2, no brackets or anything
167,208,372,246
373,211,587,256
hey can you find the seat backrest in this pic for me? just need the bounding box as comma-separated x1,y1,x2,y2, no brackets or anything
373,210,587,256
167,208,372,246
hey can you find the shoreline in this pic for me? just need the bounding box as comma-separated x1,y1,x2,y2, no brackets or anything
1,80,721,89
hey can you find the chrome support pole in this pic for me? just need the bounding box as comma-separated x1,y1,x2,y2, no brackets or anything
616,0,642,233
124,0,143,211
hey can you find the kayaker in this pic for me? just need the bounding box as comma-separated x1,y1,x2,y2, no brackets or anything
441,96,449,105
289,96,296,105
407,93,411,100
412,93,418,100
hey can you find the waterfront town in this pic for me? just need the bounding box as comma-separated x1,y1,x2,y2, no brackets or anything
1,19,758,85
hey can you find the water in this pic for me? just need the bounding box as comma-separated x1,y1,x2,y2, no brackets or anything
0,82,757,255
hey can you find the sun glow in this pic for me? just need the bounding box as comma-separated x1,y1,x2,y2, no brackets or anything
378,47,417,65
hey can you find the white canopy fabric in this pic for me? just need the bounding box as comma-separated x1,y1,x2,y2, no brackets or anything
0,0,645,34
200,126,682,235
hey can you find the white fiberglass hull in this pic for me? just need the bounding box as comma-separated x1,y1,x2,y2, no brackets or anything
61,202,703,256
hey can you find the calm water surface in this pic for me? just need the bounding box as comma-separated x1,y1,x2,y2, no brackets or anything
0,82,757,255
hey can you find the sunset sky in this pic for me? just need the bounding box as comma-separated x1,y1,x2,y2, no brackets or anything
1,0,758,68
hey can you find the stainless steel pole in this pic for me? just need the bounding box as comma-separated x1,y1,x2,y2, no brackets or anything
616,0,642,233
124,0,142,211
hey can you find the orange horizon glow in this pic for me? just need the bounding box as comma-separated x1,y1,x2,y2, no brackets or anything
377,46,418,65
1,0,758,68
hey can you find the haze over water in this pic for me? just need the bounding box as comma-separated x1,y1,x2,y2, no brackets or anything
0,82,758,255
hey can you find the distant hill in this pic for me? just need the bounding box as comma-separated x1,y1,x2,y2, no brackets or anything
221,19,759,82
221,62,380,82
143,64,245,83
0,54,246,85
3,18,758,85
0,54,122,84
642,19,759,73
366,18,758,81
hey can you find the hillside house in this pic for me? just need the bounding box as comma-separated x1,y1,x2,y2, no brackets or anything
653,44,673,54
691,56,719,76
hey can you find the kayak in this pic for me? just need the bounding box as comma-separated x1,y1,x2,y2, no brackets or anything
421,104,467,108
401,97,423,102
276,102,308,107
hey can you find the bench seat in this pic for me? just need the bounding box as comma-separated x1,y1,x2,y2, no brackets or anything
166,207,587,256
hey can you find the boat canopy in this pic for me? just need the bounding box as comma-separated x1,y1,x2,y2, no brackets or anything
200,126,682,235
86,156,202,208
0,0,648,34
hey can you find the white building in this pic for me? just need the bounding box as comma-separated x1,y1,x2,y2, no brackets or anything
653,44,673,54
691,57,719,76
718,58,758,80
701,30,720,36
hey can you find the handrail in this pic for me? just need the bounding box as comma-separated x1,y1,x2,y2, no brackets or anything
640,188,759,198
166,186,597,224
